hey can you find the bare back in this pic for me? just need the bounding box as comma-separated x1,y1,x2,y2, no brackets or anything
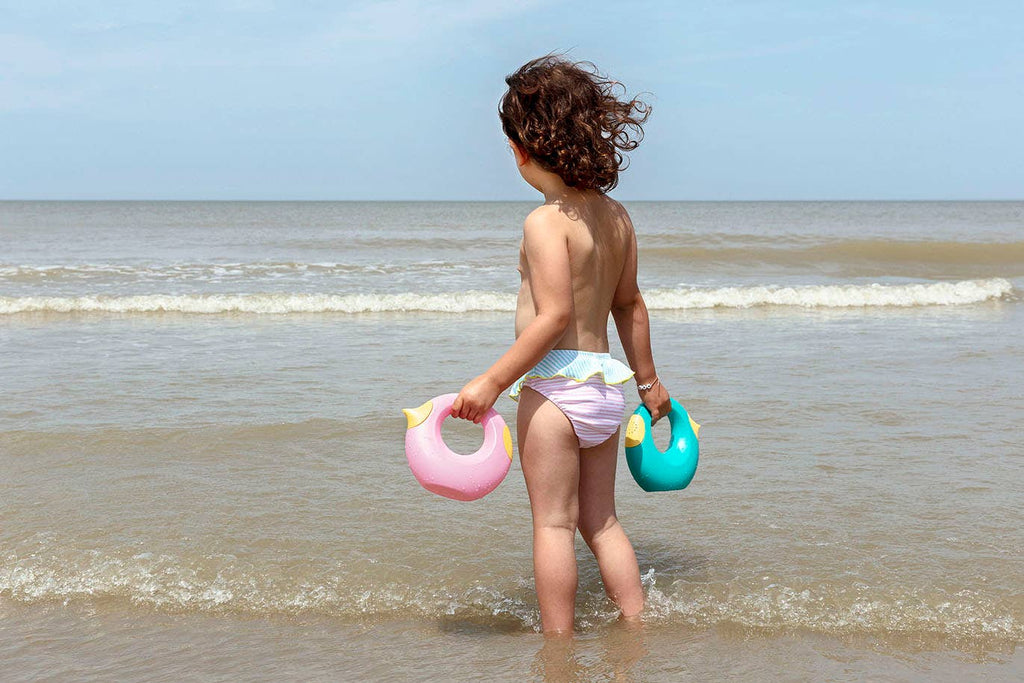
515,192,633,352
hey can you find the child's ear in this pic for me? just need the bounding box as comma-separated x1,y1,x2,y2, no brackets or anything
509,139,529,167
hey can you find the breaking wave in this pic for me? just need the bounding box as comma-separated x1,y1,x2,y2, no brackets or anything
0,279,1013,315
644,278,1014,309
2,553,1020,644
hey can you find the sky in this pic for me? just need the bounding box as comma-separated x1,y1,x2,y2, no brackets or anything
1,1,1022,200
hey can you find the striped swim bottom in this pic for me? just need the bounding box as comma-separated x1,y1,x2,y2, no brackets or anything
521,374,626,449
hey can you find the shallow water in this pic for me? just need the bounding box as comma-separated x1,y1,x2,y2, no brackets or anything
2,201,1022,680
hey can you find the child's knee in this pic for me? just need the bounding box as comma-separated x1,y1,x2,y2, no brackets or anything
534,509,578,534
579,513,617,544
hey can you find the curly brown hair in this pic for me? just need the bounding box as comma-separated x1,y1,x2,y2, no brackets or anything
499,55,651,193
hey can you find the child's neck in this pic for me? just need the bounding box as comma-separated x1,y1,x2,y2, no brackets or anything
536,173,590,205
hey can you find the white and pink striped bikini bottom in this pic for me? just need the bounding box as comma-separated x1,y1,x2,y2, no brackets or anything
521,374,626,449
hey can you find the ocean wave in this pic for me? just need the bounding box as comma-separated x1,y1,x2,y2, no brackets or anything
641,572,1023,644
0,291,517,314
4,239,1021,285
644,239,1024,267
2,553,1019,644
0,547,540,628
0,279,1013,315
645,278,1014,309
0,260,481,283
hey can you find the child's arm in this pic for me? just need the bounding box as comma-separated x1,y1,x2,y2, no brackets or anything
611,228,672,422
452,210,571,423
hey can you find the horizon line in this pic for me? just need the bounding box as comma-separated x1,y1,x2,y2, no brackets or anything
2,197,1022,203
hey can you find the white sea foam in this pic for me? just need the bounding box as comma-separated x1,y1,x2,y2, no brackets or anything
2,552,1020,643
0,279,1012,315
645,278,1014,309
0,291,518,315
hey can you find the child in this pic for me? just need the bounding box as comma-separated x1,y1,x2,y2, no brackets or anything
451,55,672,634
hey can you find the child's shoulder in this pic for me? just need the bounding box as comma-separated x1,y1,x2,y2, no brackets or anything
521,204,567,240
524,203,562,224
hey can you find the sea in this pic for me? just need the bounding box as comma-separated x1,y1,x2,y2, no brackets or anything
1,200,1022,682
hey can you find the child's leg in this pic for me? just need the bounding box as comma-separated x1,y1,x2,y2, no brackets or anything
517,386,582,634
578,432,644,618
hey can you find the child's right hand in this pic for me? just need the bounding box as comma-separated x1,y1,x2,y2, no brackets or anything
641,381,672,424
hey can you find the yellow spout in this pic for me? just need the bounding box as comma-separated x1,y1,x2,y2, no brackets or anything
402,400,433,429
503,425,513,460
624,414,645,448
690,417,701,439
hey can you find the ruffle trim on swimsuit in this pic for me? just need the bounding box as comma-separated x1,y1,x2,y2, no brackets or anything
509,349,635,401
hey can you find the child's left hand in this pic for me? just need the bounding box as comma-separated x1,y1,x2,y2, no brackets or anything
452,374,502,423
